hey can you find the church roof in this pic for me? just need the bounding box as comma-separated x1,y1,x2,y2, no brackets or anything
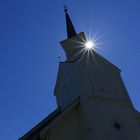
19,97,80,140
19,108,61,140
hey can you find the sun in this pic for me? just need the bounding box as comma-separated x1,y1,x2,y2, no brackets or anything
84,39,97,51
85,41,94,49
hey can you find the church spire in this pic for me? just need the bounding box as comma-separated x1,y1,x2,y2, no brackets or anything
64,5,77,38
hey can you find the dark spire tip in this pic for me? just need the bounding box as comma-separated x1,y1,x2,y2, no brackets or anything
63,5,77,38
64,5,68,13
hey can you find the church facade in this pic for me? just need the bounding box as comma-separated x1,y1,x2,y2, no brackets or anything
19,8,140,140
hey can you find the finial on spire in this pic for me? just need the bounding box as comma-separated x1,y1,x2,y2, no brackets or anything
64,5,68,13
63,5,77,38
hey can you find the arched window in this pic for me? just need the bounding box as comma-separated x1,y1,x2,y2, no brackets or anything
90,70,111,97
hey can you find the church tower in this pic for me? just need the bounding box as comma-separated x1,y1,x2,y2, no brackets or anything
19,8,140,140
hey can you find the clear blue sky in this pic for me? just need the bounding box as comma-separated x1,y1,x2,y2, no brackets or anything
0,0,140,139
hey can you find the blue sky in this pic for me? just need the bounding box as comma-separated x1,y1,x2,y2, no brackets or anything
0,0,140,139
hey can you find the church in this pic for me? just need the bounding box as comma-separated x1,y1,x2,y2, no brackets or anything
19,7,140,140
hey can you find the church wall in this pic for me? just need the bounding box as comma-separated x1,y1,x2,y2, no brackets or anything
94,52,133,105
55,50,134,111
55,63,81,110
79,96,140,140
135,111,140,126
43,106,83,140
74,52,133,106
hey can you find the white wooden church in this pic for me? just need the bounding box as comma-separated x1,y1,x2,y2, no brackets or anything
19,7,140,140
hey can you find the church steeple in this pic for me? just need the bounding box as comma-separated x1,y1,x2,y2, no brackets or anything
64,6,77,38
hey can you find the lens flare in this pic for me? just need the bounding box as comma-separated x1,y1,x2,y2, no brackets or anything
85,41,94,49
